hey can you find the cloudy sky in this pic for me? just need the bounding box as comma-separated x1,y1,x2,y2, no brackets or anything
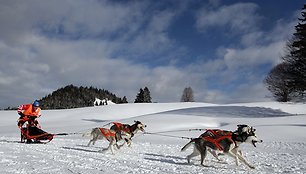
0,0,304,108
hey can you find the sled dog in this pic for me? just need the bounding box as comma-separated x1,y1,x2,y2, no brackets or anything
110,120,146,147
85,121,146,154
86,127,130,154
181,125,262,169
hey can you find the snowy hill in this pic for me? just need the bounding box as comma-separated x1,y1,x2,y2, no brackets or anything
0,102,306,173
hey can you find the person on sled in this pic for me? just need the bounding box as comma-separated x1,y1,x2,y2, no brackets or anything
17,100,42,143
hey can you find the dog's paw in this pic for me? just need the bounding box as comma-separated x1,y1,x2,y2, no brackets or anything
249,165,255,169
98,148,107,153
200,164,211,167
187,158,190,164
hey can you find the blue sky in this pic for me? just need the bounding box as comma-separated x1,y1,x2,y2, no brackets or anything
0,0,304,108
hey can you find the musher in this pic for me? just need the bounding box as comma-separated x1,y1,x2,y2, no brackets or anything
17,100,42,143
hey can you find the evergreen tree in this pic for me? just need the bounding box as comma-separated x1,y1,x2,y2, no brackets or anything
181,87,194,102
134,87,152,103
265,4,306,101
122,96,128,103
143,87,152,103
289,4,306,99
134,88,144,103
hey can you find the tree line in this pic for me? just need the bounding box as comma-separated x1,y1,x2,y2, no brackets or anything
39,85,195,109
3,85,195,110
39,85,128,109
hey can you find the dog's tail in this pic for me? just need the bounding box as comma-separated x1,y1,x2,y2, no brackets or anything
82,128,95,137
181,138,196,151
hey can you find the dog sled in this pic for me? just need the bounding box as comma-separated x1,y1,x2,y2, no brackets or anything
20,124,54,144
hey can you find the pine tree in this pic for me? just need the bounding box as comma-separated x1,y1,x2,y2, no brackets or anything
134,87,152,103
289,4,306,99
134,88,144,103
122,96,128,103
265,4,306,101
143,87,152,103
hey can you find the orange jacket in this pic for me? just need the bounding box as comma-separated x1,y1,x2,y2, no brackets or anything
17,104,41,117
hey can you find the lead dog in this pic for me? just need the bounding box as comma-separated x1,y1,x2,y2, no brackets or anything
110,120,146,147
181,125,262,169
86,127,130,154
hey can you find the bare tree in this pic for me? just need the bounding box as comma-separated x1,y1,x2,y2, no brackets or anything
181,87,195,102
264,63,294,102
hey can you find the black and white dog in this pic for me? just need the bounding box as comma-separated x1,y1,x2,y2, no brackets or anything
181,125,263,169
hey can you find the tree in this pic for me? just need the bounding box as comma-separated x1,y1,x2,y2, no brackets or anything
265,4,306,101
288,5,306,99
264,63,294,102
134,87,152,103
181,87,194,102
143,87,152,103
122,96,128,103
134,88,144,103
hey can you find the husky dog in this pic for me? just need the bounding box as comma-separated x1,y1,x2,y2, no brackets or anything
86,127,130,154
85,121,146,154
181,125,262,169
110,120,146,147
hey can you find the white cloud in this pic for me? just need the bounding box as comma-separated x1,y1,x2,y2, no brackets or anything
195,3,261,33
223,41,285,69
0,0,300,108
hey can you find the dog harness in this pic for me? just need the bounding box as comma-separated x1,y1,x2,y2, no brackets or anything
99,128,116,141
112,122,131,133
202,129,233,151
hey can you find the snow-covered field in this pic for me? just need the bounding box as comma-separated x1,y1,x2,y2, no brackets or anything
1,102,306,174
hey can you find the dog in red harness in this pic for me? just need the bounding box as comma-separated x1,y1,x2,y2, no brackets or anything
85,121,146,154
110,120,146,147
181,125,263,169
86,127,131,154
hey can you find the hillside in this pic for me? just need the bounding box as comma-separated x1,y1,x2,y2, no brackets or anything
39,84,127,109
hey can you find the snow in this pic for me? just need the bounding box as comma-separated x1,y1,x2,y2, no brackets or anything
1,102,306,173
94,98,115,106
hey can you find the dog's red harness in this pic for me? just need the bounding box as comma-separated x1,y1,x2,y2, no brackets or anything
112,122,123,129
99,128,116,141
202,129,233,151
112,122,131,133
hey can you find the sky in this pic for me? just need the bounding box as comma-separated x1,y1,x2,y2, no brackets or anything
0,0,304,108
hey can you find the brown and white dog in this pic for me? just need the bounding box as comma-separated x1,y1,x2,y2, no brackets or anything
181,125,263,169
86,127,130,154
85,120,146,154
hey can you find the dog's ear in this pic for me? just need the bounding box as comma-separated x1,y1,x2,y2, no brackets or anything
237,124,247,128
251,127,256,132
